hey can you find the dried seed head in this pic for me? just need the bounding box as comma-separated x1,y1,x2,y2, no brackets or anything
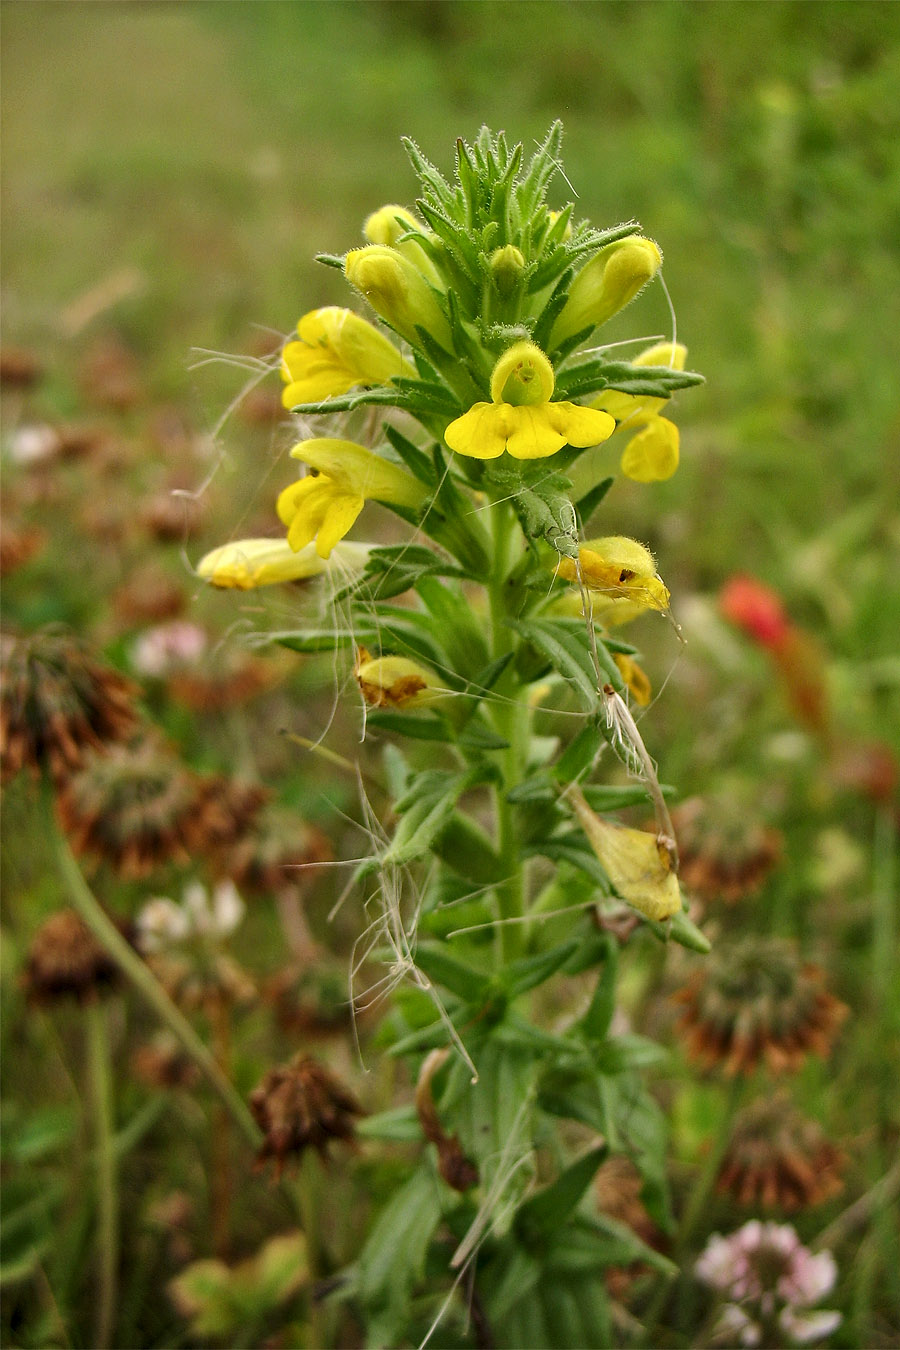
24,908,120,1005
672,794,783,904
1,630,138,786
56,734,205,879
225,804,331,897
166,647,279,712
717,1095,846,1212
673,937,847,1076
249,1054,363,1175
0,523,45,578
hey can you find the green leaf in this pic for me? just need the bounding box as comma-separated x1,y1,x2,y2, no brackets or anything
509,617,599,709
515,1144,609,1246
528,832,609,887
385,769,472,865
552,719,604,782
502,938,582,999
413,944,491,1001
356,1166,443,1316
416,575,490,678
365,711,451,742
579,937,617,1040
574,474,615,527
340,544,464,604
431,812,505,884
594,1034,670,1073
355,1106,421,1142
383,424,437,487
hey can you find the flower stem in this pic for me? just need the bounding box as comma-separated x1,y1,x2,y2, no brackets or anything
50,812,261,1149
85,1000,117,1350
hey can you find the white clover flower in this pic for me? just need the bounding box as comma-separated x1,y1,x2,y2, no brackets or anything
136,881,245,953
696,1221,841,1347
130,622,208,678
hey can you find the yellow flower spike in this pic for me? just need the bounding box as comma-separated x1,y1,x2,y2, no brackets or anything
445,341,615,461
280,307,414,409
355,649,448,709
570,786,682,921
620,416,680,483
196,538,370,590
556,536,670,612
344,245,452,349
549,237,662,348
613,653,653,707
363,205,443,287
277,438,428,559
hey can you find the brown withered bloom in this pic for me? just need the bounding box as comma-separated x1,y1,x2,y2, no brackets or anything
113,566,186,625
0,522,45,577
24,908,120,1005
132,1034,201,1091
673,937,847,1076
1,630,138,785
415,1049,478,1192
671,793,782,904
0,346,43,388
249,1054,363,1176
188,775,267,864
226,804,331,896
139,487,203,543
264,965,353,1040
166,646,280,712
594,1155,665,1299
717,1094,846,1212
56,734,206,879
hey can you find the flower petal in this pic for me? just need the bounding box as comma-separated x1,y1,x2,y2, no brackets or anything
445,403,508,459
547,402,616,448
315,493,365,558
505,406,567,459
620,417,680,482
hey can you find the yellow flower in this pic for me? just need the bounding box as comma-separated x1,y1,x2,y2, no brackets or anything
281,307,414,409
444,341,615,461
593,341,687,483
570,786,682,920
613,653,652,707
344,245,452,349
549,237,662,348
196,538,370,590
363,205,442,287
277,438,428,559
556,536,670,613
355,649,448,709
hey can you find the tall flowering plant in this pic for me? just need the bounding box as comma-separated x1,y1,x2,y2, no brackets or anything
201,125,706,1344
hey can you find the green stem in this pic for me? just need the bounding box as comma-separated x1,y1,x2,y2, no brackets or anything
872,803,897,1011
296,1154,325,1350
86,1000,117,1349
50,815,261,1149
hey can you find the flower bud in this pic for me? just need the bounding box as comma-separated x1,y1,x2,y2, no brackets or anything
196,538,370,589
550,237,661,348
363,205,443,287
344,245,451,349
570,786,682,920
489,245,526,297
355,651,448,709
489,341,555,407
556,536,670,612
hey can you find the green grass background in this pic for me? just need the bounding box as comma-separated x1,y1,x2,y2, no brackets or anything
3,3,900,1346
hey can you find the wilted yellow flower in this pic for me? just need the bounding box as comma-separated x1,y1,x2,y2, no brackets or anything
355,649,448,709
196,538,371,590
445,341,615,461
614,653,652,707
570,786,681,920
549,237,662,348
281,307,414,409
594,342,686,483
556,536,670,613
344,245,452,349
277,438,428,559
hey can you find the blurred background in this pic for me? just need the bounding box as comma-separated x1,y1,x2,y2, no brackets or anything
2,3,899,1347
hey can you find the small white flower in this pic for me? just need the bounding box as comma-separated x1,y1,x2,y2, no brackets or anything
136,881,245,952
130,622,207,678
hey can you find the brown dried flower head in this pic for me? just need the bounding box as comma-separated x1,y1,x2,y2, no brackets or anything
1,630,138,785
0,522,45,577
226,804,331,897
132,1034,201,1091
56,734,205,879
595,1155,665,1299
188,775,268,863
672,793,782,904
717,1094,846,1212
166,647,280,712
113,566,186,625
673,937,847,1076
24,908,120,1005
249,1054,363,1176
